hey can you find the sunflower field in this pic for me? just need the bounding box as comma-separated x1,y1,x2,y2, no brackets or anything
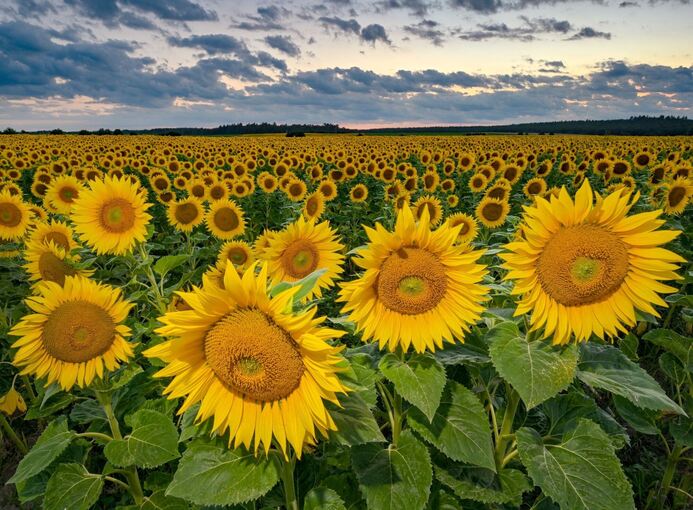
0,134,691,510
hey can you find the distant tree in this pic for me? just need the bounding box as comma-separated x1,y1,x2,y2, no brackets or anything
2,127,17,134
50,128,64,135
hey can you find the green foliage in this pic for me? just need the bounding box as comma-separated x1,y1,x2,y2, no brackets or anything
9,417,75,484
104,410,179,468
43,464,104,510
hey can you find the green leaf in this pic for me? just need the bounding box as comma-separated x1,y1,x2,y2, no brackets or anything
379,352,446,421
488,321,578,409
659,352,686,385
352,430,432,510
269,268,327,301
70,399,107,424
577,343,685,414
345,352,381,408
542,392,629,449
303,487,347,510
9,416,76,484
434,330,490,366
620,333,639,361
435,465,531,506
613,396,659,435
153,254,188,276
166,439,280,506
643,328,692,369
43,464,104,510
139,490,189,510
670,416,693,448
329,391,385,446
517,419,635,510
104,410,179,468
408,381,495,471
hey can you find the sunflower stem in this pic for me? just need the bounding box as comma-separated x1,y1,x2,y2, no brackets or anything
21,375,38,404
280,453,299,510
0,413,28,454
655,444,683,510
137,242,167,315
376,380,403,446
495,386,520,471
95,390,144,505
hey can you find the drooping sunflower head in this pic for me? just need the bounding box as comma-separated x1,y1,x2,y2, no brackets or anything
501,180,684,345
265,216,344,300
71,175,152,255
144,262,348,457
0,191,31,241
167,197,205,232
339,204,488,353
10,276,134,390
24,239,92,287
205,199,245,240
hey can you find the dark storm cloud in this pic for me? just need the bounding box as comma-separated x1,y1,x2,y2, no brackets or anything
403,19,446,46
264,35,301,57
568,27,611,39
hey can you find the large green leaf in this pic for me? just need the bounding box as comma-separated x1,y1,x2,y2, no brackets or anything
517,419,635,510
303,487,347,510
104,409,179,468
139,490,189,510
329,391,385,446
379,352,446,421
488,321,578,409
43,464,104,510
166,439,280,506
153,254,188,276
642,328,692,369
435,464,531,506
577,343,684,414
352,430,432,510
9,416,75,484
408,381,495,471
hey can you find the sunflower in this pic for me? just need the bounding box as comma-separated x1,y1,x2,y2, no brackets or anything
45,175,84,215
258,172,278,193
446,212,478,244
71,175,151,255
9,276,134,390
447,195,459,207
318,180,338,201
501,180,683,345
303,190,325,221
523,177,547,199
217,240,254,271
350,184,368,203
476,197,510,228
338,205,488,353
469,173,489,192
167,197,205,232
413,195,443,225
0,385,26,415
143,262,348,457
254,229,277,259
265,216,344,300
662,177,693,215
24,240,92,287
28,220,76,252
286,180,307,202
207,182,229,202
0,191,31,241
206,199,246,240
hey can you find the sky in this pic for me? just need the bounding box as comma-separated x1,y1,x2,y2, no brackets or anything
0,0,691,129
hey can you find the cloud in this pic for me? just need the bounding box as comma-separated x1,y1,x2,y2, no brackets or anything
231,5,289,31
63,0,217,28
456,17,573,41
568,27,611,40
619,1,639,6
403,19,446,46
319,16,362,35
168,34,253,57
376,0,433,16
264,35,301,57
361,24,391,44
449,0,606,14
